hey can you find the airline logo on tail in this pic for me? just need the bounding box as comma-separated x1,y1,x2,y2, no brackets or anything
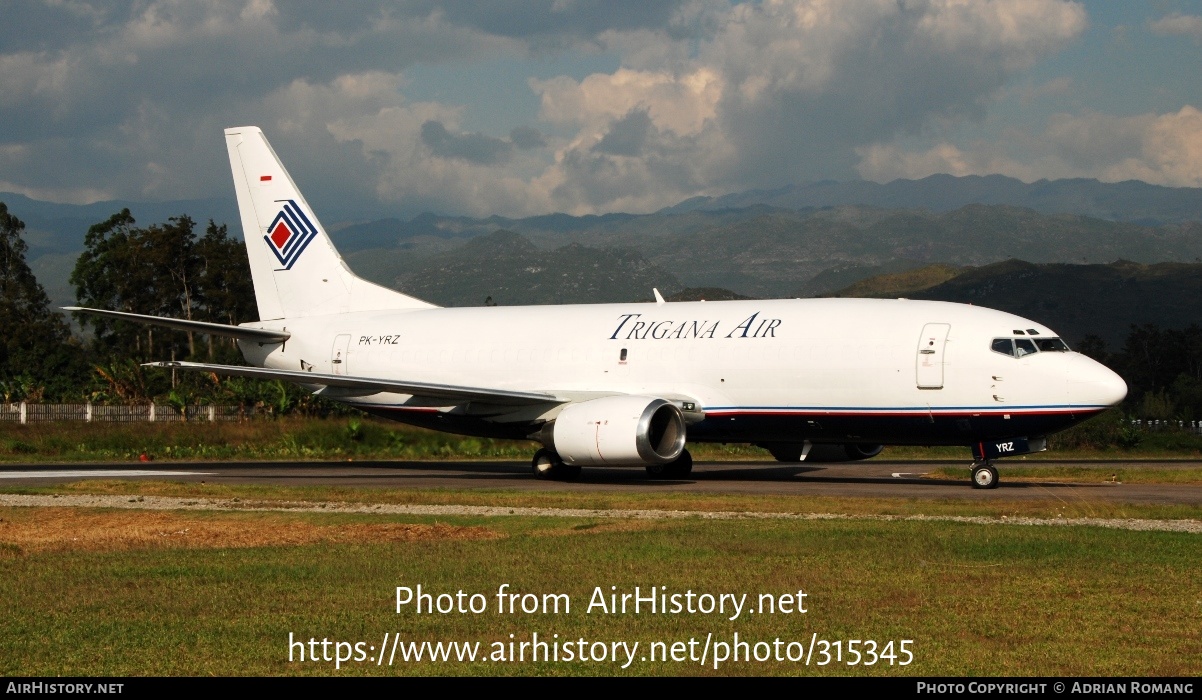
264,199,318,269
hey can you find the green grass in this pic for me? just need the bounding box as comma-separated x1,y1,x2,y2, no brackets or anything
1,508,1198,676
0,418,534,462
3,416,1202,463
0,418,775,463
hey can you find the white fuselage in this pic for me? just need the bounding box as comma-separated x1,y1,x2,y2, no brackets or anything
239,297,1126,445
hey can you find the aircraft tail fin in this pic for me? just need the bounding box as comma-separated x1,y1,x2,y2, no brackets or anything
223,126,436,320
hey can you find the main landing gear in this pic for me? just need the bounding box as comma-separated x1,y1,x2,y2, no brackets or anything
529,448,694,480
645,449,693,479
971,461,999,489
531,448,581,481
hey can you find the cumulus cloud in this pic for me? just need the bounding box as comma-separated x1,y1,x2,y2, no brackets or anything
509,125,546,150
0,1,526,208
593,108,654,156
856,106,1202,188
427,0,687,46
313,83,559,217
533,67,722,137
1148,12,1202,43
530,0,1088,212
14,0,1192,219
421,121,513,164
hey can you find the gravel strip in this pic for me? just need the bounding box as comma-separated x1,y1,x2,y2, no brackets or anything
0,493,1198,533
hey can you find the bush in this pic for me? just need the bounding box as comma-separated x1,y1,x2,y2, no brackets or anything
1046,409,1126,451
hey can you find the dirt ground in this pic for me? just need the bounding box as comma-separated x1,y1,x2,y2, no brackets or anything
0,507,501,554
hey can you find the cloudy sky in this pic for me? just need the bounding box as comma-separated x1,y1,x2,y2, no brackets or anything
2,0,1201,219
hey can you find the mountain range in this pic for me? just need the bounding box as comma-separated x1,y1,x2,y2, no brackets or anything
826,259,1202,347
660,174,1202,225
3,174,1201,343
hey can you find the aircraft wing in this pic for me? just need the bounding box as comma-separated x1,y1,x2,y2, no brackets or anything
66,307,290,343
145,361,562,406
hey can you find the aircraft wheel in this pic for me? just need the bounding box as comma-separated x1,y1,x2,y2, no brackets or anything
665,449,693,478
532,448,563,480
971,463,999,489
645,463,667,479
648,450,693,479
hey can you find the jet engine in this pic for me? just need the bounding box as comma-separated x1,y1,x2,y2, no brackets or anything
761,442,884,462
545,396,687,466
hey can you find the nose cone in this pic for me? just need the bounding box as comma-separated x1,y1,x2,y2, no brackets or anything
1066,354,1127,407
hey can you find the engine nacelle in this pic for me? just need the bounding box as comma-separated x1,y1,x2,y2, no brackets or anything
761,442,884,462
547,396,687,466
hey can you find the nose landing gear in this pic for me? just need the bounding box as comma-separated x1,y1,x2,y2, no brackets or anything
971,461,999,489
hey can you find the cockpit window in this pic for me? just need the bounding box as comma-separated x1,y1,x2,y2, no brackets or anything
993,336,1069,357
991,338,1015,357
1035,337,1070,352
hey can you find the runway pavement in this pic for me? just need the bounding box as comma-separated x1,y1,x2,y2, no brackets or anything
1,459,1200,505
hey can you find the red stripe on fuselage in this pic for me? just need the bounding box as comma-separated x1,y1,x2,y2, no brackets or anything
703,408,1103,418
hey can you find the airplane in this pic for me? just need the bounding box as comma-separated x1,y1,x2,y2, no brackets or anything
67,126,1128,489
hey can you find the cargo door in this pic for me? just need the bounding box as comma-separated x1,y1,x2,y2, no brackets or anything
916,323,950,389
331,334,351,375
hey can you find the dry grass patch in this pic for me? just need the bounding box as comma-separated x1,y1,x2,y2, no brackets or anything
537,518,669,538
0,507,500,554
25,479,1202,521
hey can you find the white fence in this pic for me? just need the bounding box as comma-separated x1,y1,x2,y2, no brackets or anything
0,403,260,423
1130,419,1202,434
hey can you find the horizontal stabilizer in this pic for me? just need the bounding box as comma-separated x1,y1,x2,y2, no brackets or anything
145,361,561,406
65,307,290,343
